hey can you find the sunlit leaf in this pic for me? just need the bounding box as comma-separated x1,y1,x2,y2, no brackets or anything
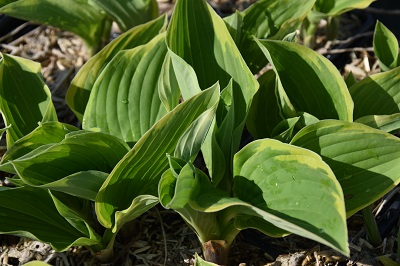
224,0,315,73
0,53,57,148
83,33,167,144
67,15,167,121
350,67,400,120
314,0,376,16
257,40,353,122
355,114,400,133
91,0,158,32
0,0,110,53
0,186,99,251
96,85,219,228
374,21,399,71
11,131,129,186
291,120,400,216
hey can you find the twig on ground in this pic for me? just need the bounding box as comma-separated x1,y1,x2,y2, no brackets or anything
320,47,374,55
365,7,400,15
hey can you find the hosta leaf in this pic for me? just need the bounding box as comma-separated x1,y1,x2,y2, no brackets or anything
91,0,158,32
11,131,129,186
95,85,219,228
43,171,108,201
247,70,282,139
344,72,357,88
159,161,228,244
0,186,99,251
0,0,109,53
23,262,52,266
0,0,16,8
355,114,400,133
314,0,376,16
0,53,57,147
158,54,180,112
166,49,202,100
350,67,400,120
257,40,353,122
67,15,167,121
374,21,399,71
83,33,167,144
174,96,218,162
291,120,400,216
224,0,315,73
195,254,219,266
166,0,258,187
233,139,348,254
1,122,78,168
49,191,101,240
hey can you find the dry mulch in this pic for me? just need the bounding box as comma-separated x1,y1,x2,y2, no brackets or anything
1,1,399,265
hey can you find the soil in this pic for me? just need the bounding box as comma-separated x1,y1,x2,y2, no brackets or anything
0,1,399,265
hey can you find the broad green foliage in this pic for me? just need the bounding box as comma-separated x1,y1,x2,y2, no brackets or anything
91,0,159,32
166,0,258,190
23,262,52,266
255,40,353,122
374,21,400,71
83,33,168,144
224,0,315,73
95,85,219,229
67,15,167,121
350,67,400,119
291,120,400,216
313,0,376,16
0,186,101,251
0,0,159,55
0,0,110,54
1,0,400,264
0,53,57,148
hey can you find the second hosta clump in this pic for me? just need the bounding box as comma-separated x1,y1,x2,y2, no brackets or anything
0,0,399,265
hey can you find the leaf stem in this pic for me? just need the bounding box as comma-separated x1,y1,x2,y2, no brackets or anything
362,204,382,246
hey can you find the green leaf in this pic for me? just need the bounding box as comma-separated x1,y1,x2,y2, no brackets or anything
0,0,16,8
224,0,315,73
43,171,108,201
0,0,110,53
350,67,400,120
11,131,129,186
0,186,99,251
95,85,219,228
174,90,219,162
91,0,158,32
344,72,357,88
49,191,101,241
158,54,180,112
1,122,78,170
0,53,57,147
166,49,202,100
67,15,167,121
23,261,52,266
314,0,376,16
166,0,258,188
195,253,219,266
355,114,400,133
83,33,167,144
232,139,348,255
247,70,282,139
291,120,400,216
159,161,230,244
257,40,354,122
374,21,399,71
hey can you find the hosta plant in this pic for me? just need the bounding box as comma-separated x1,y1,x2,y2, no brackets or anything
0,0,159,55
0,0,400,265
301,0,376,47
